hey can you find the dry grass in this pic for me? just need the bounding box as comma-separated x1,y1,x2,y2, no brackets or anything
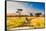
7,16,45,29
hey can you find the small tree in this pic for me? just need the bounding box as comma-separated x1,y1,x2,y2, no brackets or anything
35,13,42,17
30,13,33,16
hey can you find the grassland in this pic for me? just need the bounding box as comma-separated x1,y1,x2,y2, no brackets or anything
7,16,45,29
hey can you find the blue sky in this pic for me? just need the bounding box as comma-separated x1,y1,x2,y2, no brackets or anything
24,2,45,12
7,1,45,15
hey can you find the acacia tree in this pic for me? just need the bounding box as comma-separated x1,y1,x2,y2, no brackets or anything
16,9,23,16
35,13,42,17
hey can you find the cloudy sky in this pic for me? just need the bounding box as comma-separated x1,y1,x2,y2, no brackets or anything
7,1,45,15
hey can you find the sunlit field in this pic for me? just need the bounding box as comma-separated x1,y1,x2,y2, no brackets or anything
7,16,45,30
